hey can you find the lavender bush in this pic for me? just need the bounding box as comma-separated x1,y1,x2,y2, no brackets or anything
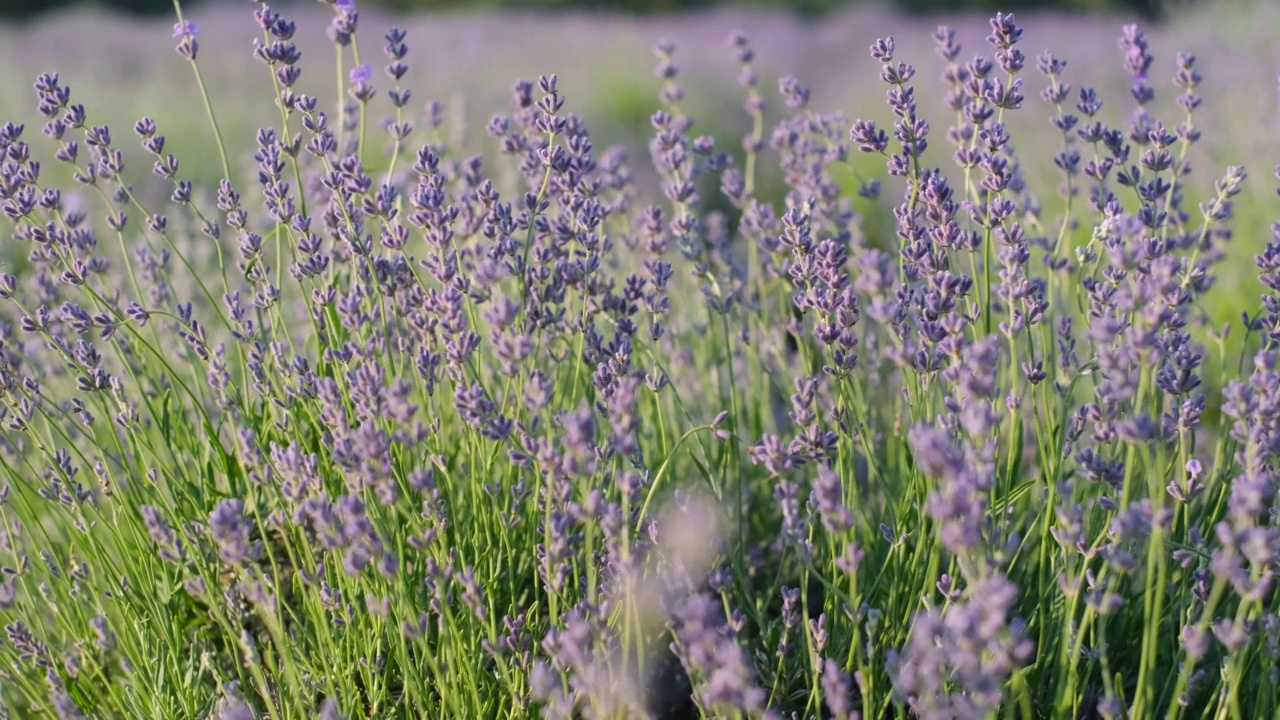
0,0,1277,717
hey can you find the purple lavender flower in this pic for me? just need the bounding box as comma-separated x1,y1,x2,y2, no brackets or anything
172,20,199,38
173,20,200,59
349,64,373,84
889,575,1033,718
209,499,257,565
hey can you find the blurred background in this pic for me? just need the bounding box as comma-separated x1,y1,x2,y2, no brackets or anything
0,0,1215,20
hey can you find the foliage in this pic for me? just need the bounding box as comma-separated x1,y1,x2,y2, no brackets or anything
0,1,1277,719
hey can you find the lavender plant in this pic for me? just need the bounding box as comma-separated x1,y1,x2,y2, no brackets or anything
0,1,1276,718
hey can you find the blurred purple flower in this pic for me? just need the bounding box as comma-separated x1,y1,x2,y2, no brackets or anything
349,64,373,84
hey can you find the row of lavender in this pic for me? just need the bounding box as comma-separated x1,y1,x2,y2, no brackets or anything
0,0,1276,717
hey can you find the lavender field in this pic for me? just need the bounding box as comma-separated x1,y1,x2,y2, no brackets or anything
2,0,1280,717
